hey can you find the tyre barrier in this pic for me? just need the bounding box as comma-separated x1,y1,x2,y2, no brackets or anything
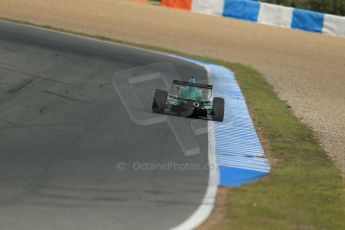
138,0,345,37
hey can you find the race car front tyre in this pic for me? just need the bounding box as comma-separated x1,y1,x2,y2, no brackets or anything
212,97,225,122
152,89,168,113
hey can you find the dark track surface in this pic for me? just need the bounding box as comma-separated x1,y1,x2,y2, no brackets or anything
0,21,209,230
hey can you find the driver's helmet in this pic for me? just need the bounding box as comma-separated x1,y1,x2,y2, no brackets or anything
189,77,196,84
181,77,202,101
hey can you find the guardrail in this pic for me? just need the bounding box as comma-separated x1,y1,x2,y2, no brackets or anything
142,0,345,37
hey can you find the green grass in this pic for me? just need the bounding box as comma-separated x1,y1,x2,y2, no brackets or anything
208,62,345,230
2,18,345,229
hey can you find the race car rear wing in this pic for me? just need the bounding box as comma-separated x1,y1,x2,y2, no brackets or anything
173,80,213,89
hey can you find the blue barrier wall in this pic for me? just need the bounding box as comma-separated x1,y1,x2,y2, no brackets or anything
223,0,261,22
292,8,325,33
159,0,344,37
222,0,327,34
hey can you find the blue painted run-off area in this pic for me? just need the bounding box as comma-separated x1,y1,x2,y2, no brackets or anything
207,63,270,187
175,55,271,187
194,59,270,187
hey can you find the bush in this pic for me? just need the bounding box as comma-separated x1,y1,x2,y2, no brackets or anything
261,0,345,16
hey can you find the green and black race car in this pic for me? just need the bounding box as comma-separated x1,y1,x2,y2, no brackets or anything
152,78,224,122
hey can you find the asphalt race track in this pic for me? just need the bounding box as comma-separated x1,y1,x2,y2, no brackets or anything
0,21,210,230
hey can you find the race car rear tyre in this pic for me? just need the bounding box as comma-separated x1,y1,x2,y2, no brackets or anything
152,89,168,113
212,97,224,122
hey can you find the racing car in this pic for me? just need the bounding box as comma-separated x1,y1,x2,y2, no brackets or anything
152,78,224,122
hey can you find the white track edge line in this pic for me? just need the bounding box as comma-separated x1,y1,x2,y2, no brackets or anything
170,116,218,230
169,61,219,230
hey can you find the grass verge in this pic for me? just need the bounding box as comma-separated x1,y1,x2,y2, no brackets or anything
1,18,345,229
206,61,345,230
